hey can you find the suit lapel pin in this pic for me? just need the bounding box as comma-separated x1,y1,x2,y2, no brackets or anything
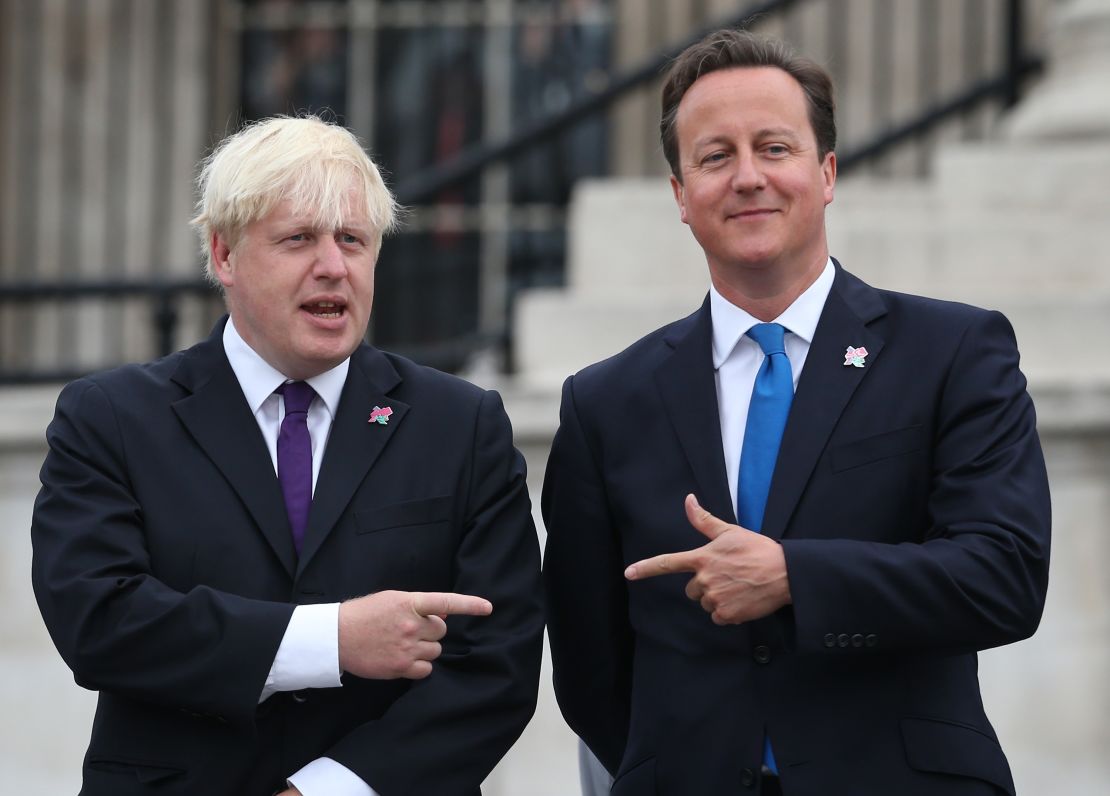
369,405,393,425
843,346,868,368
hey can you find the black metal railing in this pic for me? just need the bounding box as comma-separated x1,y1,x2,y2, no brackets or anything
0,279,218,385
0,0,1043,385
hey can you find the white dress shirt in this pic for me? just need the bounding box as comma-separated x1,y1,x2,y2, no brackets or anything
711,259,834,517
223,318,376,796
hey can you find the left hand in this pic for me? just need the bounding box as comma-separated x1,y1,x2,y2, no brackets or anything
624,494,792,625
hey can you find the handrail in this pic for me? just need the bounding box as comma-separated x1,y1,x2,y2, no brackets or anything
394,0,801,205
0,279,217,381
837,54,1043,172
394,0,1037,203
0,0,1041,385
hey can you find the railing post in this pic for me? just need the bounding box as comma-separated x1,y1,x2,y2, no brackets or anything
1004,0,1025,108
153,287,178,357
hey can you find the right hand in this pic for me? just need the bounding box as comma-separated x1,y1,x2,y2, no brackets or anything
337,591,493,679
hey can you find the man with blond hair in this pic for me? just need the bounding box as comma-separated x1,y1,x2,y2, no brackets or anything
32,116,543,795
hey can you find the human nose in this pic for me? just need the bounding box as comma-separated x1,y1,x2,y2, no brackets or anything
730,150,766,192
313,236,348,279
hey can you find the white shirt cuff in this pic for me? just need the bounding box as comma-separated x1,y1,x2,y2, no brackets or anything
259,603,341,703
288,757,378,796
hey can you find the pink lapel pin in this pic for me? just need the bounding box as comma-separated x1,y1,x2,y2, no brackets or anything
843,346,868,368
369,405,393,425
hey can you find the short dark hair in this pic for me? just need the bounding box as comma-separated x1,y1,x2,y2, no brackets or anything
660,28,836,180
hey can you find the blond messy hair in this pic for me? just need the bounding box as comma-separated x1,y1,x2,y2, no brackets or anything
191,115,400,283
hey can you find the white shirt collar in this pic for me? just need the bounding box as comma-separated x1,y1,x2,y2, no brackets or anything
710,258,835,368
222,317,349,417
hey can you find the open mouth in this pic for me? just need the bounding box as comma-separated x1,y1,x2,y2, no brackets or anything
303,301,345,319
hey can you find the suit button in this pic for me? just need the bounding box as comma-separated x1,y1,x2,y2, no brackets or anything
851,633,864,648
753,645,772,664
823,633,836,648
866,633,878,647
837,633,850,648
291,690,309,704
740,767,756,788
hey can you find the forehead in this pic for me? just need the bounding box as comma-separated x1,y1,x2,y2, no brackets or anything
676,66,811,141
254,188,372,233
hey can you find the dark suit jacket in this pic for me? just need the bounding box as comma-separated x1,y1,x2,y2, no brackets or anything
542,264,1050,795
32,319,543,796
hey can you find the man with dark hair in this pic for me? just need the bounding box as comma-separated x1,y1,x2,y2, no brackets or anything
544,29,1049,795
32,116,543,795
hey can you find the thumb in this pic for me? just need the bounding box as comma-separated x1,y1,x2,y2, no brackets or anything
684,493,732,541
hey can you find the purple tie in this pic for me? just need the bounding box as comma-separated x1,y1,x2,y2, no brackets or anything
276,381,315,555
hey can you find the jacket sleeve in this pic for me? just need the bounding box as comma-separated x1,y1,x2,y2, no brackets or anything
541,375,634,776
30,378,294,728
326,389,544,794
783,310,1051,656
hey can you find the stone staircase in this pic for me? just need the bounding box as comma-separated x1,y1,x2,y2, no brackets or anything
514,139,1110,392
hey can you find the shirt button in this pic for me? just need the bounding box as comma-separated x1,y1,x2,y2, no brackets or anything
753,645,772,664
740,767,756,788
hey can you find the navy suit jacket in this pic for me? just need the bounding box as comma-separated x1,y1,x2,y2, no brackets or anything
32,319,543,795
543,264,1050,795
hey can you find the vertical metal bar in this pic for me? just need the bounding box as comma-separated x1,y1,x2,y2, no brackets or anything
915,0,937,176
961,0,982,140
826,0,848,86
155,288,177,356
149,0,176,280
0,0,11,280
15,0,42,283
104,0,131,361
59,0,88,367
479,0,512,366
1003,0,1023,108
870,0,892,176
347,0,378,147
13,0,44,372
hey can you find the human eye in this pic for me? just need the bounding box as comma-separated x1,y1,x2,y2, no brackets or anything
763,143,790,157
338,231,363,246
701,151,728,165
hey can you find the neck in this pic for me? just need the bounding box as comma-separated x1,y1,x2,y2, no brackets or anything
710,252,828,321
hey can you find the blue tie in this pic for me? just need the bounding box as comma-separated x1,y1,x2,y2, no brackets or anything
737,322,793,775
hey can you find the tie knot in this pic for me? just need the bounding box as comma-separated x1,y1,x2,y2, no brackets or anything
277,381,316,414
746,323,787,356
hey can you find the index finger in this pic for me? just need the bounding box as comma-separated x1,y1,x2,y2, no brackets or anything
411,592,493,618
624,549,700,581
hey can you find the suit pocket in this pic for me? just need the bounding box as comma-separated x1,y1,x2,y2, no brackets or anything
830,425,927,472
355,495,453,534
86,755,186,786
900,716,1015,794
611,756,657,796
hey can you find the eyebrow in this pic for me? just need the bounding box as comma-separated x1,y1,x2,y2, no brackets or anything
754,127,802,142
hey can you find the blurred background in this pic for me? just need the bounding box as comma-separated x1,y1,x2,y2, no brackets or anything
1,0,1108,793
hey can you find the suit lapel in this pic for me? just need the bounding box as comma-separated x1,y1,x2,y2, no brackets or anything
654,299,736,523
296,345,408,576
761,264,888,538
171,322,298,577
